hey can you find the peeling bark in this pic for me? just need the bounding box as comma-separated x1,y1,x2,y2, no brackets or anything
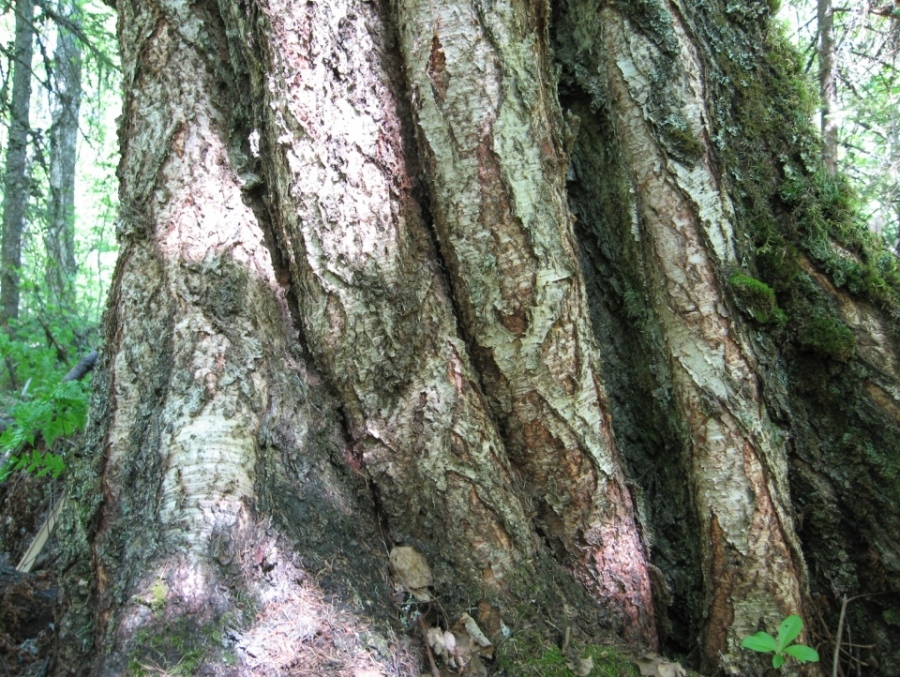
391,0,655,644
55,0,900,675
597,9,804,671
56,0,405,672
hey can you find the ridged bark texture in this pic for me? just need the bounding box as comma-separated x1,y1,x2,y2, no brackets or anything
556,1,900,674
55,0,900,675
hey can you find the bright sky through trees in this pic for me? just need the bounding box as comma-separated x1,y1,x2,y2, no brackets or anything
780,0,900,242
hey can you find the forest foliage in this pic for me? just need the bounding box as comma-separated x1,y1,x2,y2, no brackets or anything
0,0,117,477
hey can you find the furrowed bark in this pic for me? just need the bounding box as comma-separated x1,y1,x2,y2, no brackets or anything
53,0,900,674
390,0,656,645
598,6,805,673
55,0,409,672
212,0,646,640
555,2,806,673
215,0,544,603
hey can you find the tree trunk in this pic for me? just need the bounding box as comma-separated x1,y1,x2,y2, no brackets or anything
45,0,83,308
55,1,900,676
818,0,838,173
1,0,35,328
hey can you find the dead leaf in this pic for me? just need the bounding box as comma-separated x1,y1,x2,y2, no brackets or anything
389,546,433,601
566,655,594,676
426,626,447,662
633,652,687,677
452,612,493,658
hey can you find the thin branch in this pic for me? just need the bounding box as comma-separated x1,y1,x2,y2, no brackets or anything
33,0,118,72
832,593,882,677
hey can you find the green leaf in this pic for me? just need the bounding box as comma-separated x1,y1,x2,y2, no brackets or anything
741,632,777,653
773,653,785,669
776,615,803,651
784,644,820,663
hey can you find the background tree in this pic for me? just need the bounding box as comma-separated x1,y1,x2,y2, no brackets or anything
0,1,116,649
0,0,117,391
46,2,900,677
785,0,900,240
45,0,83,310
1,0,36,328
818,0,838,172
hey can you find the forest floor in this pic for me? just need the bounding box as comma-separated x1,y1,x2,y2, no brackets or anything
0,473,59,676
0,473,696,677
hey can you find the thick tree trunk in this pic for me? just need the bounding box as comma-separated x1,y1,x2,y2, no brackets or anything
56,0,900,675
1,0,35,328
556,2,900,675
46,0,83,307
555,4,806,672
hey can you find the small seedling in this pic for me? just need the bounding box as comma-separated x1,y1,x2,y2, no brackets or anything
741,615,820,669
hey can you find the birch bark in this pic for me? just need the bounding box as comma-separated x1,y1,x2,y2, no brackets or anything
1,0,35,327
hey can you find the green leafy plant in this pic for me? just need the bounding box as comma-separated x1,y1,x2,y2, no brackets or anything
0,379,89,481
741,615,820,669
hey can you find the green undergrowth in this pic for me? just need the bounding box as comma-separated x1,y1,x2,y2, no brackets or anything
0,321,93,481
494,633,640,676
127,614,239,676
700,12,900,352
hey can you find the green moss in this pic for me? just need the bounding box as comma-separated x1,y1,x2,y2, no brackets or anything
612,0,677,54
661,118,705,165
756,242,801,291
127,614,238,676
149,579,168,613
796,314,856,362
729,273,785,324
687,9,900,350
494,634,643,676
884,609,900,627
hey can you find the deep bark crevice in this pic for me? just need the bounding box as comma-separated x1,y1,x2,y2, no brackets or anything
49,0,900,674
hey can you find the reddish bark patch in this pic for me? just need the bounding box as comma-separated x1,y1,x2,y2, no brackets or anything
477,598,504,638
427,35,450,104
476,134,535,339
702,514,735,670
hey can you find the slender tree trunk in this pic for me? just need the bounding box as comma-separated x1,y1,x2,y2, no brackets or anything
46,0,83,308
1,0,35,328
819,0,839,173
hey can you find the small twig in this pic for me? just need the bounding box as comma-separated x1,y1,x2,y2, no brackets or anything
833,595,849,677
418,614,441,677
832,593,880,677
38,317,68,363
